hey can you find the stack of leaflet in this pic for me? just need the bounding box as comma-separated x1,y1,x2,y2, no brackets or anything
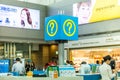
46,66,59,78
33,70,46,77
59,65,75,77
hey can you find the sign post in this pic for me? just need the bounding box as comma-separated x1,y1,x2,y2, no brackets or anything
44,15,78,65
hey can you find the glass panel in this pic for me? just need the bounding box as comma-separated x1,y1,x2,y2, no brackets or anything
15,43,29,58
0,43,4,59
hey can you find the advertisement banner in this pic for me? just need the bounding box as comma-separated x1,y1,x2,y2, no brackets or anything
46,66,59,78
73,0,120,25
59,65,75,77
0,4,40,29
0,60,9,73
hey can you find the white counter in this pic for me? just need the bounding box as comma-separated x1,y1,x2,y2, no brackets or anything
117,77,120,80
0,76,83,80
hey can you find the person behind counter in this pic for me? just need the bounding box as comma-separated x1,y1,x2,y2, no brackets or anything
96,60,100,65
48,60,57,66
95,60,100,73
12,58,25,76
110,58,116,71
25,61,30,73
65,60,70,65
79,61,91,74
99,55,117,80
30,61,35,71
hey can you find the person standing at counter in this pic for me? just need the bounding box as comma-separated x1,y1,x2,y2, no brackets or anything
65,60,70,65
12,58,25,76
48,60,57,66
110,58,116,71
30,61,35,71
99,55,117,80
95,60,100,73
25,61,30,73
79,61,91,74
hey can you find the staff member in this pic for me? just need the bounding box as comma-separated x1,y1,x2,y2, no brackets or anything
79,61,91,74
99,55,117,80
12,58,25,76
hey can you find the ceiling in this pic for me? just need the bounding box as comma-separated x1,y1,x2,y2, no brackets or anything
17,0,63,5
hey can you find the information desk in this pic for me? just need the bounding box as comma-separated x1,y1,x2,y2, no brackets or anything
0,76,83,80
76,73,101,80
117,77,120,80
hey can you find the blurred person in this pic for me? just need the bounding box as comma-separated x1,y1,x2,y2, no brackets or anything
74,63,80,73
44,60,57,70
25,61,30,73
70,61,74,65
91,60,101,73
101,60,104,64
110,58,116,71
99,55,117,80
30,61,35,71
44,63,49,70
79,61,91,74
66,60,70,65
12,58,25,76
96,60,100,65
48,59,57,66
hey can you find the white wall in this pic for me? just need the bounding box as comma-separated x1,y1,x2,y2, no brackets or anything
17,0,63,5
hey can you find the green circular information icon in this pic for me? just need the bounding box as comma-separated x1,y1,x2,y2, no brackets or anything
63,19,76,36
46,20,58,37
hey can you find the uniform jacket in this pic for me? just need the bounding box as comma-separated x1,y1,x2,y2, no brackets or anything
99,62,116,80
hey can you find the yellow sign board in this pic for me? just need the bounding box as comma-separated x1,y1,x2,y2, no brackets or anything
73,0,120,24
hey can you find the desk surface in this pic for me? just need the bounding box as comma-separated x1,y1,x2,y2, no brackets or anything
76,73,100,76
0,76,83,80
117,77,120,80
76,73,101,80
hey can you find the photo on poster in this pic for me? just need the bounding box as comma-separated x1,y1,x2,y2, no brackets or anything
73,0,94,25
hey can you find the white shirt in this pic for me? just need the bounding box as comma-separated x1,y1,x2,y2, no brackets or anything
99,62,116,80
12,61,25,74
79,64,91,74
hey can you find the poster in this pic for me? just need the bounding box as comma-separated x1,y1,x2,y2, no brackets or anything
73,0,120,25
0,60,9,73
46,66,59,78
0,4,40,29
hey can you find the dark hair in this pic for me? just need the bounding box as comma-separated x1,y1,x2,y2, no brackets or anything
66,60,70,64
96,60,100,64
101,60,104,64
110,60,115,70
81,61,87,64
21,8,32,26
16,58,20,61
103,55,111,62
